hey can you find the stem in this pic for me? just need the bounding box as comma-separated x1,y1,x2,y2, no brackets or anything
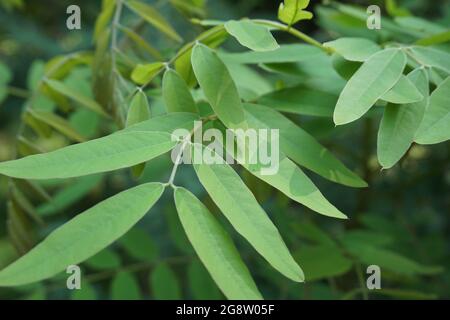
6,86,30,99
252,19,334,54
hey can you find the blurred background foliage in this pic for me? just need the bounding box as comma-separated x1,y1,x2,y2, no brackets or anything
0,0,449,300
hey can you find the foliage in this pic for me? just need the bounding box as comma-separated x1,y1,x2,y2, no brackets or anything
0,0,448,300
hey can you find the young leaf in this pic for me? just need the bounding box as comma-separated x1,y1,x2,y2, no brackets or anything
149,264,181,300
162,69,198,113
334,48,407,125
244,104,367,188
131,62,165,85
0,183,164,286
324,37,381,62
278,0,313,26
224,20,279,52
0,131,176,180
415,76,450,144
126,90,150,127
380,74,424,104
44,79,108,117
378,69,429,168
174,187,262,299
193,153,304,282
111,272,141,300
191,44,247,129
126,0,182,43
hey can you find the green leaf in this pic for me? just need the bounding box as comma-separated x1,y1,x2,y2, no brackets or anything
193,154,303,282
44,79,108,117
131,62,165,85
278,0,313,26
224,20,279,52
378,69,429,168
324,37,381,62
126,0,182,43
244,104,367,188
111,272,141,300
125,112,200,134
175,25,228,87
415,76,450,144
334,48,407,125
27,110,87,143
294,245,352,281
150,263,181,300
126,90,150,127
162,69,198,113
192,44,247,129
118,24,163,60
118,228,158,262
409,46,450,73
0,131,176,180
380,74,424,104
0,183,164,286
174,187,262,299
84,248,121,270
0,62,12,84
191,44,247,129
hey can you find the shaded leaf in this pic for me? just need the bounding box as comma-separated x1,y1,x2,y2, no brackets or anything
193,152,303,282
150,263,181,300
324,37,381,62
191,44,247,129
126,0,182,42
162,69,198,113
